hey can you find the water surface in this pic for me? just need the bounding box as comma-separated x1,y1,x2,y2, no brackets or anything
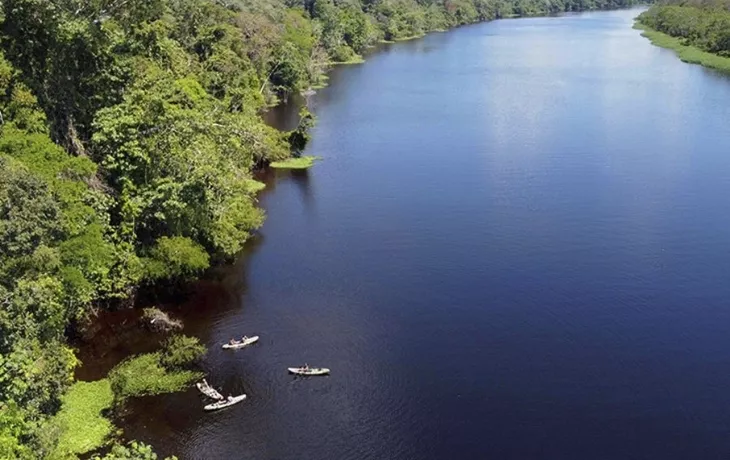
117,9,730,459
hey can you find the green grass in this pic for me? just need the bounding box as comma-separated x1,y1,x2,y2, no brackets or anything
51,346,203,457
245,179,266,193
635,22,730,73
269,156,320,169
108,352,202,401
53,380,115,456
311,74,330,90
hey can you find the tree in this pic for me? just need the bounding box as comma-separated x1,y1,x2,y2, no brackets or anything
0,403,34,460
93,441,178,460
0,158,61,263
160,335,206,369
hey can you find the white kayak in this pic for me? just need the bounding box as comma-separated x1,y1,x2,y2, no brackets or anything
221,336,259,349
288,367,330,376
204,394,246,411
196,380,223,400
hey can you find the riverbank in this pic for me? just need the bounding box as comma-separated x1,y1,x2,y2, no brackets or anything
634,23,730,73
53,331,206,457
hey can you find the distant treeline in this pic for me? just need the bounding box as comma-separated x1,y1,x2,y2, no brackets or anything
288,0,646,58
0,0,645,458
638,0,730,57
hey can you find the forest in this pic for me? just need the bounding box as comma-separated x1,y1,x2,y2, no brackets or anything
638,0,730,59
0,0,645,457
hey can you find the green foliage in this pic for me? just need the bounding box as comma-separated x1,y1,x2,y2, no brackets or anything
159,335,206,369
90,65,278,256
312,0,376,60
638,3,730,67
245,179,267,193
635,22,730,72
144,237,210,281
270,155,321,169
51,380,114,457
0,339,79,417
0,402,35,460
92,441,177,460
108,353,202,402
0,70,112,457
4,277,66,342
0,157,61,263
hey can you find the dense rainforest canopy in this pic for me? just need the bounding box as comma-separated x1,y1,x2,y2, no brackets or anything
0,0,645,457
638,0,730,58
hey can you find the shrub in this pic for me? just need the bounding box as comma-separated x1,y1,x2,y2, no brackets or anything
330,44,357,63
108,353,202,402
143,237,210,281
92,441,177,460
160,335,206,370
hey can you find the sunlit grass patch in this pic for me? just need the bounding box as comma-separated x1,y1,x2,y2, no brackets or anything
53,379,114,456
245,179,266,193
108,352,202,401
393,34,425,42
311,74,330,90
269,156,320,169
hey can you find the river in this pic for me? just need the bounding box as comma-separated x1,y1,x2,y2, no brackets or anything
96,8,730,459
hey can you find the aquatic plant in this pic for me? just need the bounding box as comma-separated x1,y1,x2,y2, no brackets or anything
108,353,202,402
52,380,114,456
160,335,207,370
270,156,321,169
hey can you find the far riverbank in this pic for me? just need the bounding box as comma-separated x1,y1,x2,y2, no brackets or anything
635,23,730,73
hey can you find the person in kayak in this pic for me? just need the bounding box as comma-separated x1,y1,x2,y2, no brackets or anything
229,338,236,345
241,335,247,342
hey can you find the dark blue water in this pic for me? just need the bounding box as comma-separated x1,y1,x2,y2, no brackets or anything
120,9,730,459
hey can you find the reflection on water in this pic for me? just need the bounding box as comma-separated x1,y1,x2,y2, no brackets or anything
80,8,730,460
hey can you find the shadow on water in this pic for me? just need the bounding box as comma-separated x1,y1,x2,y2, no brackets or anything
261,95,304,131
75,93,306,381
279,169,314,207
74,233,266,381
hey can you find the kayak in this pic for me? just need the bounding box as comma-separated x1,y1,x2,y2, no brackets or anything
196,380,223,400
288,367,330,376
204,394,246,411
221,335,259,349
